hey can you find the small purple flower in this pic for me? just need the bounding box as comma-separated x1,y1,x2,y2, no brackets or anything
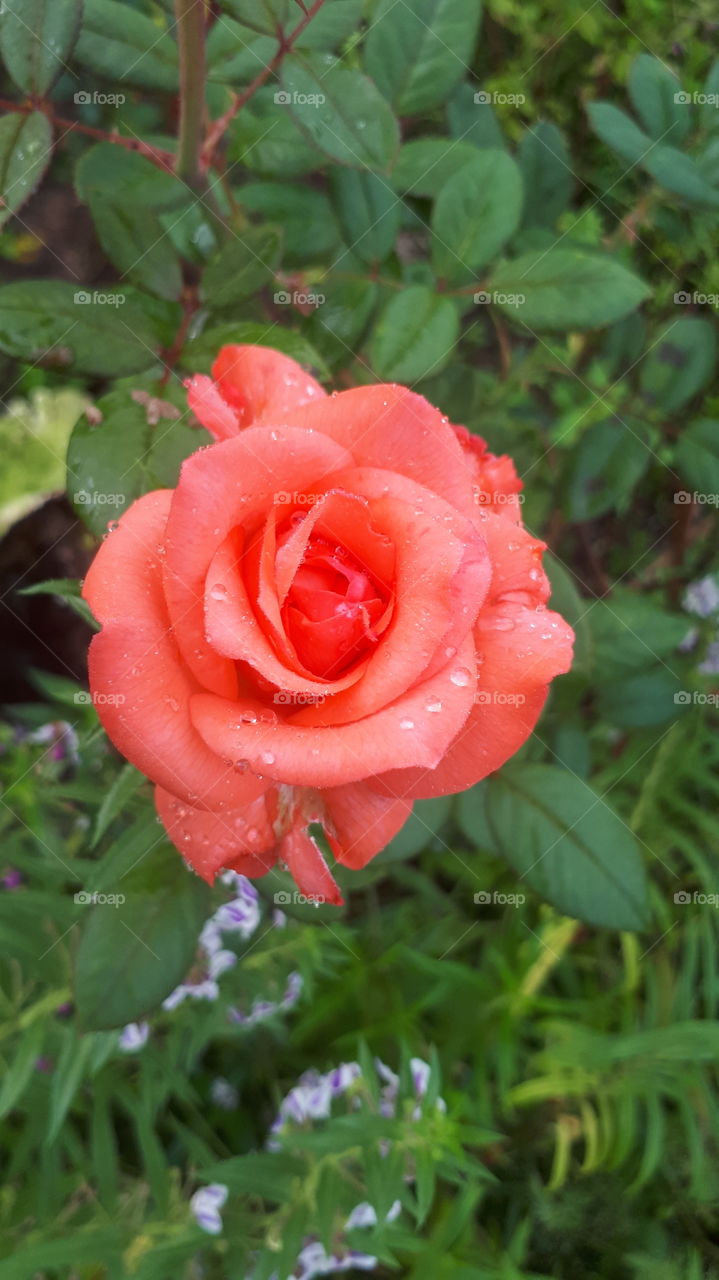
118,1022,149,1052
346,1200,401,1230
684,575,719,618
190,1183,228,1235
1,869,22,891
34,1056,53,1073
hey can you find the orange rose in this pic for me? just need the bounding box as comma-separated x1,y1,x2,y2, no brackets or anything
83,345,573,905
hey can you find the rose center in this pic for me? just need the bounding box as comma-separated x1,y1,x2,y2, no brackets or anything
281,535,387,679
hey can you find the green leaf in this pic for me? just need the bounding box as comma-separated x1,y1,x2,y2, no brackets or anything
639,317,717,411
364,0,483,115
390,138,480,196
518,122,573,228
0,0,83,95
455,783,498,853
544,554,593,677
701,58,719,133
0,281,179,376
447,82,506,150
588,590,687,681
431,149,523,280
46,1035,94,1146
280,56,400,171
489,247,650,330
239,181,339,264
75,144,185,210
74,840,211,1030
369,285,459,382
586,101,653,166
202,225,283,310
306,276,378,365
207,20,276,86
642,145,719,207
568,419,651,520
598,669,687,729
0,1018,45,1119
330,168,401,265
201,1151,305,1200
228,98,321,177
0,111,52,229
222,0,289,34
19,578,98,629
92,764,145,849
675,419,719,497
75,0,179,90
627,54,689,144
85,198,183,301
486,764,650,930
67,388,208,536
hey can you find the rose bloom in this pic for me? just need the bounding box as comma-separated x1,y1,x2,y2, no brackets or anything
83,345,573,905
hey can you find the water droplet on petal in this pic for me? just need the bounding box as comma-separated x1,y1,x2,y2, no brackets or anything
399,717,415,730
425,698,442,713
260,750,276,766
209,583,227,601
450,667,472,687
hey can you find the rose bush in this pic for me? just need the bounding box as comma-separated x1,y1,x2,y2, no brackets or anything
83,345,573,904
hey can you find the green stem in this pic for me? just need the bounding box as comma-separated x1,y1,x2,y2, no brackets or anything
174,0,207,190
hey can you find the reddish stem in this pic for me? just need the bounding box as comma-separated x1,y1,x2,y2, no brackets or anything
0,97,176,172
201,0,328,166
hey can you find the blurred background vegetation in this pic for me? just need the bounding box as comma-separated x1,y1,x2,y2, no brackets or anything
0,0,719,1276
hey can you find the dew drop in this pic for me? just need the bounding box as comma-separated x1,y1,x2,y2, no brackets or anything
209,583,227,601
425,698,442,713
399,717,415,730
449,666,472,687
260,750,276,765
164,696,180,712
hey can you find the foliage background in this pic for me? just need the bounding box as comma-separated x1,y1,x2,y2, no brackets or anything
0,0,719,1275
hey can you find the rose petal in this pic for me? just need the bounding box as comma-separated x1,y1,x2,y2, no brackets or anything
324,783,412,870
156,786,277,883
211,344,325,430
163,426,352,697
280,384,476,517
372,604,574,799
186,374,239,442
190,634,477,788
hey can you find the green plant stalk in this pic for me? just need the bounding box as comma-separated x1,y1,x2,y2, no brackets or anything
174,0,207,191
